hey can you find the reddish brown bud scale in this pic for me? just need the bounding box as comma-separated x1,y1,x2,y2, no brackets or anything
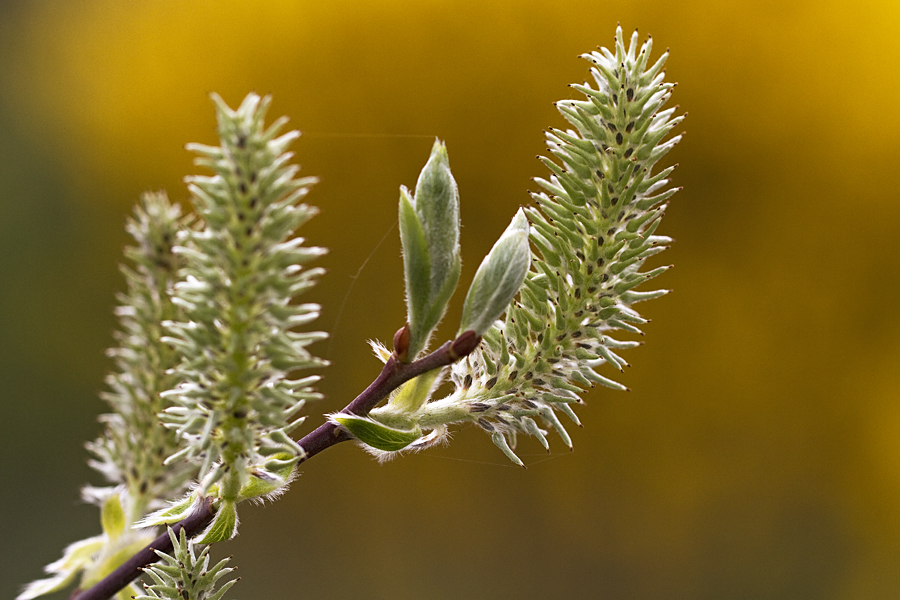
449,330,481,360
393,323,411,362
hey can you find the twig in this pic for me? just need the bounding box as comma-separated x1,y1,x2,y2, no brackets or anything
298,328,481,461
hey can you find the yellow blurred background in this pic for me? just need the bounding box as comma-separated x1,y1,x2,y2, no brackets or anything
1,0,899,598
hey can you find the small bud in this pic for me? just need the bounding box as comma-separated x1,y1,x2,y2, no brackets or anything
458,209,531,336
449,330,481,360
392,324,411,362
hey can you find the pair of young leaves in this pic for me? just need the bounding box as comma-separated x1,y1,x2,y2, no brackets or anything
333,140,531,450
401,139,530,358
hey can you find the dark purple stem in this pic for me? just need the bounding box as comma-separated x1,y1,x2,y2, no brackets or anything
297,330,481,462
69,330,480,600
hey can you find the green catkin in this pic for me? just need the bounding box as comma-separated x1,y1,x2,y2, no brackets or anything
160,93,327,531
87,192,196,520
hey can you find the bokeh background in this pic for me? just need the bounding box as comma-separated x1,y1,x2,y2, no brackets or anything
1,0,899,598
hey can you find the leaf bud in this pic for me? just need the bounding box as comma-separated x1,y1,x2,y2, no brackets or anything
398,139,462,359
458,209,531,336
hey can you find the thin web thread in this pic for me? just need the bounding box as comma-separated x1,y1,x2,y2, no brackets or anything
302,132,435,139
311,131,436,357
422,451,571,469
325,219,398,360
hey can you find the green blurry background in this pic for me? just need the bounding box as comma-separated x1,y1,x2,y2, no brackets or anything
1,1,899,598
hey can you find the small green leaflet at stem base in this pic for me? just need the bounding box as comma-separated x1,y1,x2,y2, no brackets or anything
198,500,238,544
330,413,424,452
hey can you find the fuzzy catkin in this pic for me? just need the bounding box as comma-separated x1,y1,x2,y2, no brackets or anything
436,26,682,464
160,93,327,507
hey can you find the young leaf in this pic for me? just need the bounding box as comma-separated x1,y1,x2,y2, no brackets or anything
386,368,442,415
199,500,239,544
399,139,461,359
398,187,431,351
459,208,531,335
135,492,199,528
330,414,423,452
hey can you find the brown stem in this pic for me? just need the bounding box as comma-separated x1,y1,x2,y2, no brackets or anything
69,330,480,600
297,329,481,463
